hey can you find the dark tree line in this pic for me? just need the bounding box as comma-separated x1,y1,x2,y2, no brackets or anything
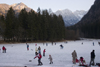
67,20,100,39
0,7,65,42
80,22,100,38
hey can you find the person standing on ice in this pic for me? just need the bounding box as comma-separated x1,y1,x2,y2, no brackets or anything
2,46,6,53
93,42,94,45
35,44,37,46
43,49,46,56
72,50,77,64
48,54,53,64
38,46,41,54
46,43,48,46
90,50,95,66
34,53,43,65
35,47,38,56
26,43,29,50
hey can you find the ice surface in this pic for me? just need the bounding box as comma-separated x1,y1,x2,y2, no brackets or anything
0,39,100,67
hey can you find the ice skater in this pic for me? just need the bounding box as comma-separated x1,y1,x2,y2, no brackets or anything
35,44,37,46
43,49,46,56
93,42,94,46
48,55,53,64
34,53,43,65
72,50,77,64
46,43,48,46
38,46,41,54
26,43,29,50
79,57,86,66
35,47,38,56
60,44,63,49
90,50,95,66
2,46,6,53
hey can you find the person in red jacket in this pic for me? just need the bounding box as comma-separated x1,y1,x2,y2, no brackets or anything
79,57,86,66
34,53,43,65
43,49,46,56
2,46,6,53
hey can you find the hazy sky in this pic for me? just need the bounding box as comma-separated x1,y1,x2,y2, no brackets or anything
0,0,95,12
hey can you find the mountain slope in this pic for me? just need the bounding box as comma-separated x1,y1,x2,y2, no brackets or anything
0,2,32,16
11,2,31,12
77,0,100,25
0,4,9,15
0,3,87,27
74,10,87,20
55,9,87,27
74,0,100,38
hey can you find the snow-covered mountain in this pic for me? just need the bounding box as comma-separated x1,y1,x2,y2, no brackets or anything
55,9,87,27
0,3,87,27
10,2,31,12
74,10,87,20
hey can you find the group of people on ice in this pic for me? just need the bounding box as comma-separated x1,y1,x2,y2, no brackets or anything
26,43,53,65
72,50,96,66
26,42,97,66
34,46,53,65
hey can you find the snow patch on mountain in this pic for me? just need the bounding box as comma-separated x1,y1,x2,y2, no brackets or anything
10,2,31,12
74,10,87,20
55,9,87,27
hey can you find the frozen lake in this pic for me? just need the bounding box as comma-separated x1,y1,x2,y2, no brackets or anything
0,39,100,67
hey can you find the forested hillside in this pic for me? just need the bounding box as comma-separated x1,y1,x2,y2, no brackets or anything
0,7,65,42
69,0,100,39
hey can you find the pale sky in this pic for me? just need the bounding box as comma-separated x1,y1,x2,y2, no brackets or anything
0,0,95,12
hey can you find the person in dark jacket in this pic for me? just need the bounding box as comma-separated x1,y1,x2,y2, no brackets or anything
90,50,95,66
60,44,63,49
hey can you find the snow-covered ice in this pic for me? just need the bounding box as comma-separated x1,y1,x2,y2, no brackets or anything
0,39,100,67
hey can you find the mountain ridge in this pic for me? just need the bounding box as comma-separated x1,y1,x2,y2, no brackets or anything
72,0,100,38
0,2,32,16
55,9,87,27
0,2,87,27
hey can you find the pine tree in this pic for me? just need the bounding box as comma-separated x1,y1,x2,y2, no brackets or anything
0,15,5,37
4,7,16,41
18,8,28,41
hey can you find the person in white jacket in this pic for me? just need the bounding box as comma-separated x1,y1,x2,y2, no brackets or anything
35,47,38,56
72,50,77,64
48,55,53,64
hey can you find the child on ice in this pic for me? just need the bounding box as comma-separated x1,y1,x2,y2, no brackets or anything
43,49,46,56
26,43,29,50
79,57,86,66
48,55,53,64
2,46,6,53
